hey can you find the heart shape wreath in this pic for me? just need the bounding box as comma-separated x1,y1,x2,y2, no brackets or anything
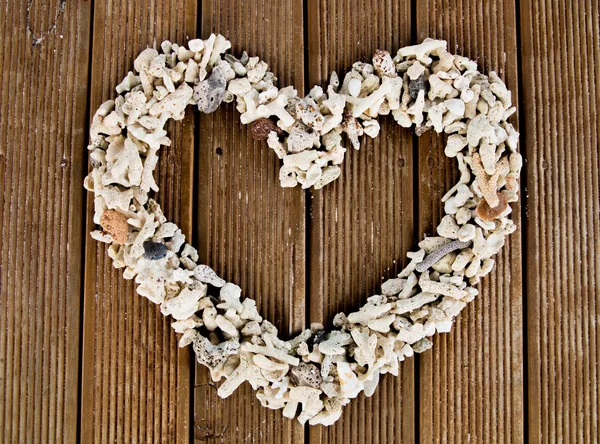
85,35,521,426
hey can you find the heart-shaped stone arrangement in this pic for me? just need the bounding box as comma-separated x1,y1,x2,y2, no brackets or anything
85,35,520,426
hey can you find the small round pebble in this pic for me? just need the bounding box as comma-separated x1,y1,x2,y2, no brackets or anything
143,241,168,260
348,78,362,97
476,192,508,221
250,118,280,140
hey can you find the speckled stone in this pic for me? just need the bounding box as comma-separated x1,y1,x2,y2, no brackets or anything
99,210,128,244
250,118,280,140
289,362,322,389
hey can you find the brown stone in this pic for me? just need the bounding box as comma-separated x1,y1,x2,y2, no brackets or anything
99,209,129,244
476,192,509,221
249,118,280,140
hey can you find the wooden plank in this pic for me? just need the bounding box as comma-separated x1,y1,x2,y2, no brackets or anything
415,1,524,442
0,1,91,442
306,1,415,442
193,0,306,442
520,0,600,442
80,0,196,442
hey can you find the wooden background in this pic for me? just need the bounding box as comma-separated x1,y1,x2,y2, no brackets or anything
1,0,598,442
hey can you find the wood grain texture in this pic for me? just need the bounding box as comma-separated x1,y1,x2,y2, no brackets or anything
416,1,524,443
0,0,91,442
80,0,196,442
2,0,599,442
520,0,600,442
193,0,306,442
306,1,416,442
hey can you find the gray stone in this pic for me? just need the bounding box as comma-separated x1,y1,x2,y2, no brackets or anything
194,67,226,113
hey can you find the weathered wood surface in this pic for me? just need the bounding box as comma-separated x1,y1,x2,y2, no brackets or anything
193,0,306,442
520,0,600,442
416,1,524,443
306,1,416,443
0,0,598,442
0,0,91,442
80,0,196,442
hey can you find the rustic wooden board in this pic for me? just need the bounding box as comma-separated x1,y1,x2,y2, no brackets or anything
0,0,91,442
415,1,524,443
193,0,306,442
520,0,600,442
2,0,600,442
306,1,416,442
80,0,196,442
